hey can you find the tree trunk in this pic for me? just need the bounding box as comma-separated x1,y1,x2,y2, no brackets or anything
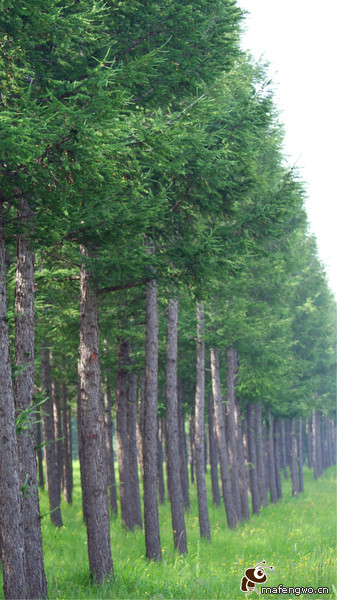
254,403,268,507
128,369,143,529
273,420,282,500
116,339,133,529
143,280,162,560
194,303,211,540
290,417,299,496
226,347,242,521
13,196,47,598
0,204,26,600
267,409,277,503
136,373,145,478
62,384,73,504
210,346,236,529
104,373,117,516
78,249,113,582
234,397,250,520
36,408,44,489
77,365,87,523
165,299,187,553
207,393,220,506
189,414,195,484
178,379,190,510
41,347,63,527
280,420,288,478
306,417,312,469
298,417,304,493
246,402,260,515
157,419,166,505
52,380,63,493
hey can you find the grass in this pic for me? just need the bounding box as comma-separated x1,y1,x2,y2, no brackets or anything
1,463,336,599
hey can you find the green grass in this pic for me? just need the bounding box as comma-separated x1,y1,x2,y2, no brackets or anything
1,464,336,599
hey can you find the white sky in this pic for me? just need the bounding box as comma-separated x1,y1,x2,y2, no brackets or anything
236,0,337,299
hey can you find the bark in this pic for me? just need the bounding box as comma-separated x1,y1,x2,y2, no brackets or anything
62,384,73,504
157,419,166,505
165,299,187,553
0,204,26,599
189,414,195,484
306,417,312,469
280,420,288,479
41,347,63,527
234,397,250,520
226,347,242,521
246,402,260,515
52,380,63,493
194,303,211,540
289,417,299,496
104,374,117,516
78,249,113,582
298,417,304,493
143,280,162,560
273,420,282,500
177,379,190,510
207,393,220,507
116,339,133,529
267,410,277,503
210,346,236,529
254,403,268,507
127,369,143,529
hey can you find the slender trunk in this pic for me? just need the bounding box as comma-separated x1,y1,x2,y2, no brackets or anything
210,346,236,529
234,398,250,520
41,348,63,527
77,365,87,523
208,393,220,506
290,417,299,496
226,347,242,521
136,373,145,478
36,408,44,489
52,380,63,493
116,339,133,529
242,418,250,496
143,281,162,560
104,373,117,516
194,303,211,540
78,248,113,582
189,414,195,484
128,369,143,529
157,419,166,505
298,417,304,493
267,410,277,503
165,299,187,553
178,379,190,510
306,417,312,469
273,420,282,500
246,403,260,515
163,418,171,503
62,384,73,504
280,420,288,479
255,403,268,507
0,204,26,599
316,411,323,476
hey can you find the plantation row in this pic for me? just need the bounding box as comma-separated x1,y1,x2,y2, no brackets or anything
0,1,336,599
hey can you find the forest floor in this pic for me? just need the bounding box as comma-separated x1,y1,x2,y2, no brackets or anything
1,463,336,600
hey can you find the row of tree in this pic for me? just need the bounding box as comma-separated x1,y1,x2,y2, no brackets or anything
1,0,336,598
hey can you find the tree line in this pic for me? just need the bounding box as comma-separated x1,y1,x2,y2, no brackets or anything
0,1,336,598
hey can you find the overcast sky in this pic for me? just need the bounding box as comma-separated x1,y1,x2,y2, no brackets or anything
236,0,337,299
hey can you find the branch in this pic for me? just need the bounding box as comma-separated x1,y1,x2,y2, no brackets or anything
97,277,150,295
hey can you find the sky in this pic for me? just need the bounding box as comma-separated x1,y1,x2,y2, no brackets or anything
236,0,337,299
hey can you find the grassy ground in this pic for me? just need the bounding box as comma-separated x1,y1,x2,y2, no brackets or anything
1,463,336,599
